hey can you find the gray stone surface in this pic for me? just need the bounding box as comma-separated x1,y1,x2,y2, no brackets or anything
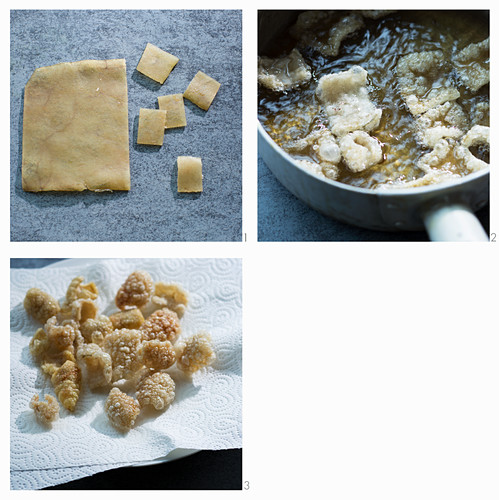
258,158,490,241
11,10,242,241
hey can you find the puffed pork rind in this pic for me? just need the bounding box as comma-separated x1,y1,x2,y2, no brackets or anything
65,276,99,303
258,49,312,92
316,66,382,137
77,342,113,389
103,328,143,381
104,387,141,431
136,371,175,411
30,394,59,426
80,315,113,345
339,131,383,173
175,331,216,375
140,282,188,319
140,339,176,371
454,125,489,173
43,360,82,412
452,38,489,92
24,288,61,324
396,50,460,116
115,271,154,310
109,308,145,330
140,308,181,344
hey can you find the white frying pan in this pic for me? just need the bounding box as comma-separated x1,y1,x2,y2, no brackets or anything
258,11,489,241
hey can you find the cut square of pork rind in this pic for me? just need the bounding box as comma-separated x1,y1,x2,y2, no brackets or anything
183,71,220,111
136,43,179,84
395,50,460,116
177,156,203,193
137,109,167,146
22,59,130,192
157,94,187,128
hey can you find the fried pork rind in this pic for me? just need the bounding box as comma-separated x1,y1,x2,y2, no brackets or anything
291,12,364,57
140,340,176,371
109,308,145,330
316,66,382,137
29,316,79,365
453,38,489,92
103,328,143,381
136,370,175,411
77,343,113,389
24,288,60,324
175,332,216,375
43,360,81,412
115,271,154,310
396,50,460,116
80,315,113,345
140,308,181,344
258,49,312,92
339,131,383,173
30,394,59,426
65,276,99,303
105,387,140,431
415,101,468,147
141,282,189,319
59,298,98,324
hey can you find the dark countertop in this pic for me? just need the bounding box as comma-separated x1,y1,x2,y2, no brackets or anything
10,10,242,242
258,158,490,242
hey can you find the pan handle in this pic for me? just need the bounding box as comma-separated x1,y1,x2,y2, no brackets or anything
423,203,489,241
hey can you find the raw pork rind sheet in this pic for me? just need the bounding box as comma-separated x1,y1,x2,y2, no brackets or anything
10,258,242,489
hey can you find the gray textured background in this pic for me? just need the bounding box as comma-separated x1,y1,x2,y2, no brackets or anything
11,10,242,242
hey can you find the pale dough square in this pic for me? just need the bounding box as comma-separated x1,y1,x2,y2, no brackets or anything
158,94,187,128
136,43,179,84
137,109,167,146
22,59,130,192
183,71,221,110
177,156,203,192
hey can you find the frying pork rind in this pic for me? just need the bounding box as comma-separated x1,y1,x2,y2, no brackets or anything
396,50,460,116
22,59,130,192
453,38,489,92
105,387,140,432
454,125,489,173
136,43,179,84
291,12,364,57
30,394,59,426
339,131,383,173
415,101,468,147
136,370,175,410
258,49,312,92
316,66,382,137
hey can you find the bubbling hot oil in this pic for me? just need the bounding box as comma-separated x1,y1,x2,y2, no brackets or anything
258,10,489,189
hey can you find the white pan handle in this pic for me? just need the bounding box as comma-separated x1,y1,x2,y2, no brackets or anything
423,204,489,241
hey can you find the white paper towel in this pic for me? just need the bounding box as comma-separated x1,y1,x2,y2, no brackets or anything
10,258,242,489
